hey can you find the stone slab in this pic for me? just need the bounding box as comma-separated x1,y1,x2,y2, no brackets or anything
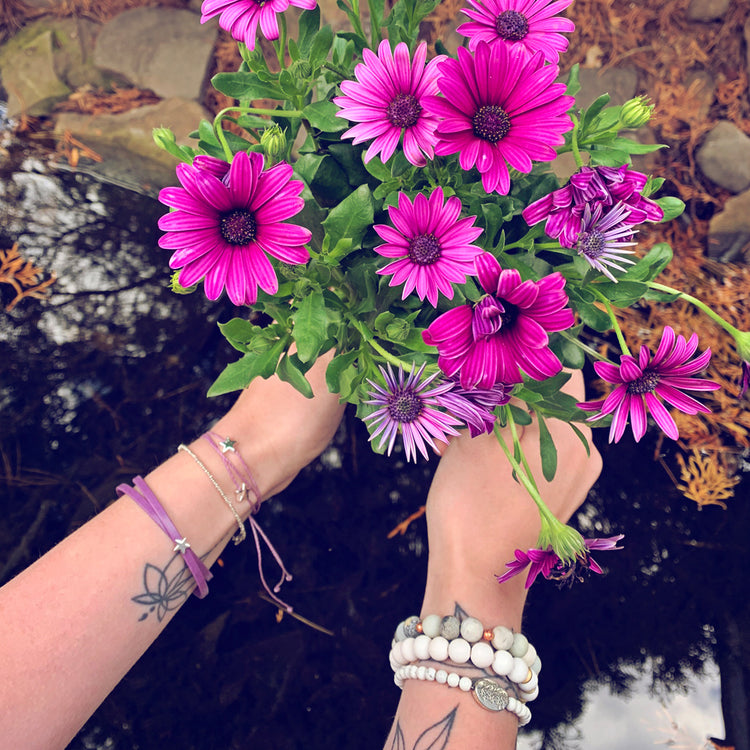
54,97,212,191
93,7,217,100
707,189,750,260
574,66,639,110
687,0,731,22
696,120,750,193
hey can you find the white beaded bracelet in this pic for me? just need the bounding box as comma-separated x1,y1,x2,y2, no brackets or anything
393,664,532,726
390,615,540,700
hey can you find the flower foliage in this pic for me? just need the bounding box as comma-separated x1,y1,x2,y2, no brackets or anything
153,0,739,579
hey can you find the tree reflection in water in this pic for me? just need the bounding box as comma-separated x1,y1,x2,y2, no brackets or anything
1,158,748,750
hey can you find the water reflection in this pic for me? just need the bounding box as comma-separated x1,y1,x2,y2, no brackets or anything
1,144,748,750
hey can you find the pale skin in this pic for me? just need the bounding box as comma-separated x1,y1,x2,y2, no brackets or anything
0,356,601,750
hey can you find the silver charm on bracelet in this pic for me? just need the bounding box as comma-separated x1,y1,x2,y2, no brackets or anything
473,678,510,712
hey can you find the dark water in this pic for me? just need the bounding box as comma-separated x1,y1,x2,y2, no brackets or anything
1,140,748,750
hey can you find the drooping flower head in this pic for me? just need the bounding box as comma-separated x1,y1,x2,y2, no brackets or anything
423,42,574,195
333,41,444,167
578,326,721,443
496,535,624,588
457,0,575,63
158,151,310,306
423,253,575,388
523,164,664,247
435,378,513,437
200,0,317,51
362,364,462,462
374,188,483,307
741,360,750,398
576,202,638,282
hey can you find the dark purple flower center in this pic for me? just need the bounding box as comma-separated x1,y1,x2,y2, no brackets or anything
408,233,441,265
219,208,257,246
548,553,590,588
388,390,424,424
578,229,606,259
626,369,660,395
387,93,422,128
495,10,530,41
472,105,511,143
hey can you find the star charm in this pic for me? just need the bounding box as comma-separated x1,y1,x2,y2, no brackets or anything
173,537,191,554
235,482,247,503
219,437,237,453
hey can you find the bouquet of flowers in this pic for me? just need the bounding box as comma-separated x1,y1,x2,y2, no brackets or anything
154,0,749,587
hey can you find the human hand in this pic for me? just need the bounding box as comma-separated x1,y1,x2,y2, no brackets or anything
212,351,346,500
420,370,603,628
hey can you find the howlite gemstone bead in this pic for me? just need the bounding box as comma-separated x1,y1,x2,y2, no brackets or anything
414,634,431,661
470,641,494,669
491,625,514,650
460,617,484,643
447,637,471,664
509,632,529,658
428,635,449,662
421,614,442,638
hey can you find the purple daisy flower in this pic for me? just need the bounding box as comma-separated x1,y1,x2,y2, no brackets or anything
158,151,310,306
423,253,575,388
457,0,575,63
363,364,462,462
578,326,721,443
576,202,638,281
423,42,574,195
523,164,664,247
434,378,513,437
374,188,484,307
200,0,317,51
333,41,444,167
496,535,624,588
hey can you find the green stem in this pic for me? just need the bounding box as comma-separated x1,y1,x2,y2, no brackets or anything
647,282,742,337
559,329,615,363
349,318,411,369
274,14,287,69
321,61,349,80
505,406,539,495
590,288,632,357
570,113,584,168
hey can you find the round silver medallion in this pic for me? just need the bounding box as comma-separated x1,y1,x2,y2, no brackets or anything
473,678,510,712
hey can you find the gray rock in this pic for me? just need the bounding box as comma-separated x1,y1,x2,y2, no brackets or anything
687,0,731,22
54,97,212,192
696,120,750,193
93,7,217,100
707,189,750,260
574,66,638,110
745,17,750,82
0,26,70,117
48,17,107,90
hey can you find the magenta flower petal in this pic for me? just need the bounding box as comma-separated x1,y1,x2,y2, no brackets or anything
424,260,573,387
578,327,720,443
201,0,317,51
424,42,573,195
334,40,444,167
158,151,309,306
374,189,483,306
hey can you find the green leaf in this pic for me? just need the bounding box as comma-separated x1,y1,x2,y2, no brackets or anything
568,422,591,457
211,72,285,101
309,24,334,67
508,403,532,426
218,318,261,353
293,292,329,362
588,148,631,167
566,63,580,97
581,94,611,133
522,371,572,397
207,339,287,396
656,196,686,222
297,7,321,55
302,100,348,132
276,353,314,398
608,136,665,155
575,299,612,331
622,242,673,282
592,280,648,307
294,153,350,207
642,175,665,197
326,349,359,393
363,154,392,182
537,414,558,482
322,184,375,249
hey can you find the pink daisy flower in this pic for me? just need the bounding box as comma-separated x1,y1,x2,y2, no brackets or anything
496,535,624,588
422,253,575,388
374,188,484,307
523,164,664,247
457,0,575,63
158,151,310,306
200,0,317,51
333,41,444,167
363,364,462,462
575,202,638,281
434,378,512,437
577,326,721,443
423,42,574,195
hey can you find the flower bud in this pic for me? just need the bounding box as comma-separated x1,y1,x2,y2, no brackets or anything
260,124,287,160
168,271,197,295
619,96,654,129
386,319,410,342
289,59,313,83
293,277,314,298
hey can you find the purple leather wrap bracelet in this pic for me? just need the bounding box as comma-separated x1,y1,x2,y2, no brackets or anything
117,475,212,598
